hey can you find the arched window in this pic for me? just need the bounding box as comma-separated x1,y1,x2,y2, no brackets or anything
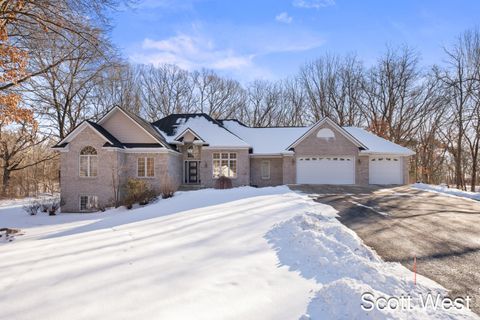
316,128,335,141
79,146,98,177
80,146,97,155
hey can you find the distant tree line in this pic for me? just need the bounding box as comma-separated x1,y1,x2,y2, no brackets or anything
1,1,480,196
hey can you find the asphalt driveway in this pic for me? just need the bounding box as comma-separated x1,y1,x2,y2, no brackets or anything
291,184,480,314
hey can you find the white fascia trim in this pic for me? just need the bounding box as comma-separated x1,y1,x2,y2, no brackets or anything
51,146,70,152
249,154,283,158
103,147,180,155
360,151,415,156
173,128,206,144
287,118,367,150
97,106,168,148
170,140,208,146
57,122,110,146
202,146,250,150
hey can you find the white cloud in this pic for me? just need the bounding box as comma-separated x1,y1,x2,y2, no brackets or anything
275,12,293,24
128,25,326,82
292,0,335,9
136,34,253,71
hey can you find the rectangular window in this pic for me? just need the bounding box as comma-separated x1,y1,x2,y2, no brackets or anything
138,157,154,177
80,195,98,212
261,160,270,179
212,152,237,178
79,155,98,177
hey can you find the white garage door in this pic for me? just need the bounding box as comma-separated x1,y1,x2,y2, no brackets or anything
369,156,403,184
296,156,355,184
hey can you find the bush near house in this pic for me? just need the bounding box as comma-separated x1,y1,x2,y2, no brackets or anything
160,177,177,199
23,201,41,215
124,179,157,209
215,176,233,189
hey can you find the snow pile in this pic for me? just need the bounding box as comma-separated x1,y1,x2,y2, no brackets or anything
412,183,480,201
267,211,476,319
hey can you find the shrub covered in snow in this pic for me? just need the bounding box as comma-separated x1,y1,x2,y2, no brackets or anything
48,200,61,216
214,176,233,189
40,201,50,213
22,201,41,215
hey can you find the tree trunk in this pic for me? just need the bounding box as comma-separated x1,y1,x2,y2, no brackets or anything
2,167,11,196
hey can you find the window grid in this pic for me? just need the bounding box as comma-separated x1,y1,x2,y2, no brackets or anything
80,195,98,211
138,157,154,177
213,153,237,178
79,146,97,177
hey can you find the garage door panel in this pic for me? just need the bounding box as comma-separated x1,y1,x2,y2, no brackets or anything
369,156,402,184
296,156,355,184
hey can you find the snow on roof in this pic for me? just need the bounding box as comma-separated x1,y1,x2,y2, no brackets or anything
157,116,250,148
224,120,414,156
343,127,415,156
222,121,309,154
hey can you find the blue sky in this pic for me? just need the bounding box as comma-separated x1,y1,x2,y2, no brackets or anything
109,0,480,82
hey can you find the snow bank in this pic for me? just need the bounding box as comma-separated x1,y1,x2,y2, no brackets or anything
412,183,480,201
267,211,476,319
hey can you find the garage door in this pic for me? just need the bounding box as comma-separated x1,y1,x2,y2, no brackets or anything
296,156,355,184
369,156,403,184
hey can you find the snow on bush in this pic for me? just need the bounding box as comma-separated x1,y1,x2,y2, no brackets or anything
22,201,41,215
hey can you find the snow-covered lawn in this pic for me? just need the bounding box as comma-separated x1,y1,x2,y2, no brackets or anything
0,187,476,319
412,183,480,201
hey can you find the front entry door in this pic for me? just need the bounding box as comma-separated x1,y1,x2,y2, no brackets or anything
185,161,199,184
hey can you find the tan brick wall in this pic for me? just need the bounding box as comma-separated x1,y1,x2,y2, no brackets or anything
293,122,366,184
294,122,360,156
60,126,181,212
60,127,119,212
282,155,296,184
200,148,250,187
250,157,283,187
357,155,369,185
403,156,411,184
122,152,181,192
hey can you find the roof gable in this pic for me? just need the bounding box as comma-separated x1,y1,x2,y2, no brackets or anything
98,106,170,148
286,117,367,150
173,128,206,144
53,121,122,148
153,114,249,148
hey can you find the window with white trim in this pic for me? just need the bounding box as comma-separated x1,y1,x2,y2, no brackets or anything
79,146,98,177
137,157,154,177
80,195,98,211
213,153,237,178
261,160,270,180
